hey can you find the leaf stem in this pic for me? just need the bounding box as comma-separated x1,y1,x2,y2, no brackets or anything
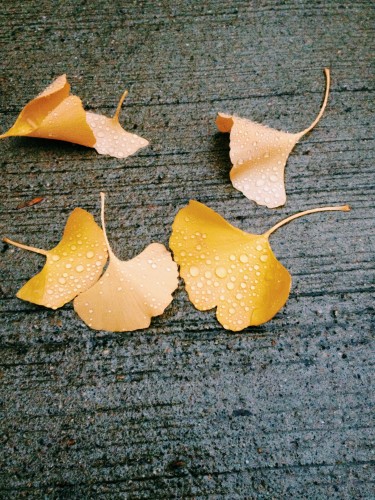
263,204,350,238
100,192,114,257
113,90,128,122
3,237,48,256
300,68,330,136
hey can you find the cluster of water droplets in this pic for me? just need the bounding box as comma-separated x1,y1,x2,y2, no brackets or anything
43,226,107,309
172,217,275,331
86,112,148,158
76,243,178,330
229,117,298,207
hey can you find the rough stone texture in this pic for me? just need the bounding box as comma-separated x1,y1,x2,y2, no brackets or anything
0,1,374,498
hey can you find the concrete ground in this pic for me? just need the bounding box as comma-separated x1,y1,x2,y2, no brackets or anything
0,1,374,498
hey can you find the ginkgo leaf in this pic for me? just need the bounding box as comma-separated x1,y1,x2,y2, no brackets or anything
0,75,96,147
74,193,179,332
216,68,330,208
3,208,108,309
170,200,350,331
0,75,149,158
86,90,149,158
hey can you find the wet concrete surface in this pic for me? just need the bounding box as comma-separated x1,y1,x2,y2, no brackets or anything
0,1,374,498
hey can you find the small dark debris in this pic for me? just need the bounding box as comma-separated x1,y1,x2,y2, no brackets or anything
167,459,187,470
233,409,252,417
16,197,44,209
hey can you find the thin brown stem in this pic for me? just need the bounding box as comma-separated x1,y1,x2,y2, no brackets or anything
3,237,48,256
263,205,350,239
113,90,128,122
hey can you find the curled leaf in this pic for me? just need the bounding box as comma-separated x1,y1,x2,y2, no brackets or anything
4,208,108,309
74,193,179,332
216,68,330,208
0,75,149,158
0,75,95,147
170,200,349,331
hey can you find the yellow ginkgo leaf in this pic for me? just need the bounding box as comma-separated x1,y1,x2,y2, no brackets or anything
170,200,349,331
74,193,179,332
0,74,96,147
0,75,149,158
3,208,108,309
216,68,330,208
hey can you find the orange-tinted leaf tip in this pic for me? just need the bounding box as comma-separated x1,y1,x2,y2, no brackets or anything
73,193,178,332
5,208,108,309
217,68,330,208
0,76,149,158
170,199,349,331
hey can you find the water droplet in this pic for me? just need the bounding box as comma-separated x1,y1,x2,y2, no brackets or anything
71,245,77,251
254,264,260,270
86,251,94,259
229,308,235,315
256,244,263,251
229,254,236,261
215,267,227,278
239,254,248,263
76,265,84,273
205,271,212,279
227,282,234,290
52,255,60,262
190,266,199,277
65,263,72,269
58,278,66,285
236,293,243,300
260,255,268,262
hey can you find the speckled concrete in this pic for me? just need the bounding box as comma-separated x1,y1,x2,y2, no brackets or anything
0,1,374,497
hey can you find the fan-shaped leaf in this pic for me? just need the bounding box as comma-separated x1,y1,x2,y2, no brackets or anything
74,193,178,332
170,200,349,331
4,208,108,309
216,69,330,208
